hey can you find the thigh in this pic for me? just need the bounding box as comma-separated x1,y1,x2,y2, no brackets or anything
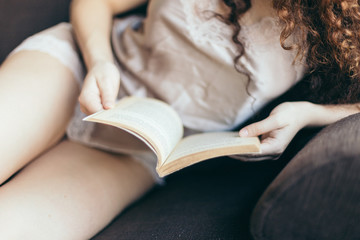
0,50,79,184
0,140,155,240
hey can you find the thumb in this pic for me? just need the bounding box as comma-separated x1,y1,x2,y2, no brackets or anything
239,116,281,137
98,77,120,109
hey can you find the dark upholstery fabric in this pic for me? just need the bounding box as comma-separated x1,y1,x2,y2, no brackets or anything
0,0,72,63
251,113,360,240
90,125,319,239
92,158,287,240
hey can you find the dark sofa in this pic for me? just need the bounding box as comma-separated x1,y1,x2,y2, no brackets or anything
1,0,360,239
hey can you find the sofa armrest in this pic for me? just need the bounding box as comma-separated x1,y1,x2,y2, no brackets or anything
250,113,360,240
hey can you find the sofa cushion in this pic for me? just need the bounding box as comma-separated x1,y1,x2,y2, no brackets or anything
92,157,287,240
251,113,360,240
0,0,72,63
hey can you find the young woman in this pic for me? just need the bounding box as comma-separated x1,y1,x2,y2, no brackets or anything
0,0,359,238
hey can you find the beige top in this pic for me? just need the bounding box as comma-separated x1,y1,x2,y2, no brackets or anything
9,0,308,179
61,0,307,159
111,0,306,133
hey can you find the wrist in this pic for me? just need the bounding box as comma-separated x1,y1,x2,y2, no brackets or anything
295,101,316,128
303,102,347,127
296,101,336,127
302,101,322,127
77,30,114,69
88,58,115,69
83,45,114,70
306,102,360,127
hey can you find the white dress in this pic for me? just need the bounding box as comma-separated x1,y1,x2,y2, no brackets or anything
10,0,306,181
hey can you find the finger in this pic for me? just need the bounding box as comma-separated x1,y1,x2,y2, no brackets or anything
97,76,120,110
78,75,103,115
239,115,283,137
260,141,279,155
78,92,103,115
80,105,92,116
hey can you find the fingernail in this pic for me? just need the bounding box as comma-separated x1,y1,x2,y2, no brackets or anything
104,102,114,109
240,129,248,137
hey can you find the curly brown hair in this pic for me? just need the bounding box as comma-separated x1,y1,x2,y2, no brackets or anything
220,0,360,104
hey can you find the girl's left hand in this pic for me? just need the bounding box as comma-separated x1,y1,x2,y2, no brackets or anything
235,102,311,161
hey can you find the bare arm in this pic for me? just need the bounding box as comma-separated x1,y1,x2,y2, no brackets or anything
305,102,360,127
70,0,147,68
70,0,148,114
239,102,360,156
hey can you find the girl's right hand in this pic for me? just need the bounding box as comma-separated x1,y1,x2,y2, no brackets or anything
78,61,120,115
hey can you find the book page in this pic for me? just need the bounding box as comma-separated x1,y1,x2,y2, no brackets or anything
158,131,260,176
84,97,184,164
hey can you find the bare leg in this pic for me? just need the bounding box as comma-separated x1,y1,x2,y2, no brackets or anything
0,50,155,238
0,140,155,239
0,51,79,183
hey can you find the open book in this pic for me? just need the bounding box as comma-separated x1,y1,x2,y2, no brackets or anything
84,96,261,177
